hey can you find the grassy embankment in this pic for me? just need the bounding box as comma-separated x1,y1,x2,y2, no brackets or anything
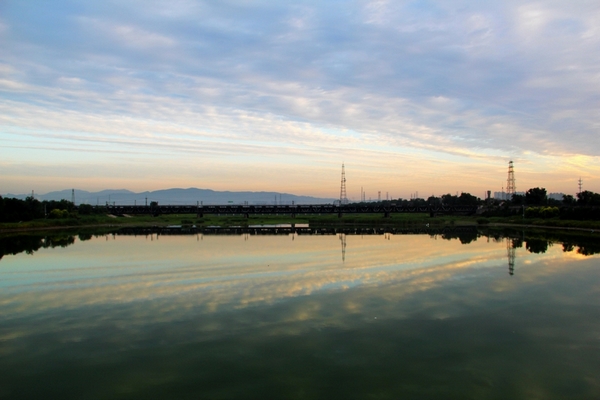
0,213,463,232
475,216,600,230
1,213,600,232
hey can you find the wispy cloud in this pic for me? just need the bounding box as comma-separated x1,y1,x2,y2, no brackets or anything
1,0,599,195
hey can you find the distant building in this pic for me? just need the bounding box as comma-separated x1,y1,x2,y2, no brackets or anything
493,191,565,201
547,193,565,201
494,191,524,200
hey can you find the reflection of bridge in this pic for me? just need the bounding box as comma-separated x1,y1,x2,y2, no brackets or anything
100,203,478,217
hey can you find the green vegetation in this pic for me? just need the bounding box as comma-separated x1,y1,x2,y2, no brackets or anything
2,187,600,232
4,211,600,233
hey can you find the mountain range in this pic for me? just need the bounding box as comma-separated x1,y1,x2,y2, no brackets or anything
3,188,336,206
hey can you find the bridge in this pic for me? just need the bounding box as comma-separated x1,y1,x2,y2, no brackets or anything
98,203,478,217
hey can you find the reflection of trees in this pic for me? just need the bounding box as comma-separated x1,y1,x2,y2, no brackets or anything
0,234,76,260
486,230,600,275
559,235,600,255
45,235,75,248
78,233,93,241
490,228,599,257
563,240,600,256
525,239,549,254
577,245,600,256
0,235,47,259
562,243,575,253
440,230,479,244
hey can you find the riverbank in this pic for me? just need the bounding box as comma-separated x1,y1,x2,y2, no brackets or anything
1,213,600,234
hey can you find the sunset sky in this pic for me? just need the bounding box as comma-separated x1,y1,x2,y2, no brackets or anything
1,1,599,200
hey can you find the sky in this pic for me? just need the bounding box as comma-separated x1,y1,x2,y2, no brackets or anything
1,0,599,200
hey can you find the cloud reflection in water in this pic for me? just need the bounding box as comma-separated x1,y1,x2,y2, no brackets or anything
0,233,599,398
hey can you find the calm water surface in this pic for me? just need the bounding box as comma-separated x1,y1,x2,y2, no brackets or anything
1,230,599,399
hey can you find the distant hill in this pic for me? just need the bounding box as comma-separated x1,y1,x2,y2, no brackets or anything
3,188,336,205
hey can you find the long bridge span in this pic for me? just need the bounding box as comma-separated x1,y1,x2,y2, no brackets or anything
99,203,478,217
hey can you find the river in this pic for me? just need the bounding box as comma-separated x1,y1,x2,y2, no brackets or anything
0,228,599,399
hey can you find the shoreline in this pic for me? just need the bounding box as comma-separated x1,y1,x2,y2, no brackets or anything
1,220,598,235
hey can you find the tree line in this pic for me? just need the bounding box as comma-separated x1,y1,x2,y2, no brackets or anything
2,188,600,222
491,188,600,220
368,188,600,220
376,189,599,207
0,196,103,223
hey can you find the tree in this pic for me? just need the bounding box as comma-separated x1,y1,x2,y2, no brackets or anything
427,196,441,205
0,196,44,222
577,190,600,206
562,194,575,205
48,209,69,219
441,194,457,205
457,192,479,206
78,204,94,215
511,194,525,205
43,199,74,213
525,187,547,205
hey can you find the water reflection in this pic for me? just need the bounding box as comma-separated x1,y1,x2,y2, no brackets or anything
1,229,600,398
339,233,346,262
2,227,599,262
2,228,599,289
0,232,78,260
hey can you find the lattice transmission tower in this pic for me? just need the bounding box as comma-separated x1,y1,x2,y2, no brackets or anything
339,163,348,205
339,233,347,262
507,238,515,276
506,161,516,197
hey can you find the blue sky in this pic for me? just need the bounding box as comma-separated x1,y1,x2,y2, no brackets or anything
1,0,599,199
